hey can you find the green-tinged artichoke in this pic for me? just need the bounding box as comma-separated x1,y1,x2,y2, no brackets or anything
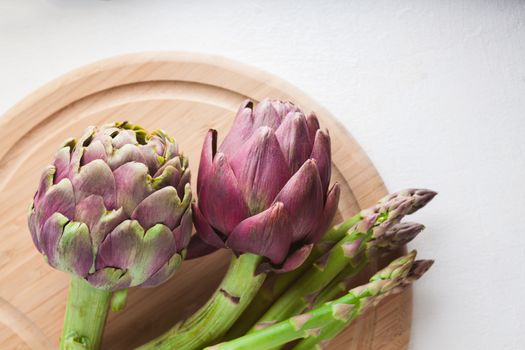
28,122,192,291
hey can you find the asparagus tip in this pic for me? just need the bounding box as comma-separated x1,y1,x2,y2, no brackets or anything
407,188,438,214
372,221,425,251
409,259,434,280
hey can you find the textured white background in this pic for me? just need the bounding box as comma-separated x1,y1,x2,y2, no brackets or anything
1,1,525,349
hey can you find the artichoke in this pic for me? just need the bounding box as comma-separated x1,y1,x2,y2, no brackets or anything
193,99,340,272
28,122,192,291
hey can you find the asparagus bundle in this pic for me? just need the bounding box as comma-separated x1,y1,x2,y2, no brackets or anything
227,190,435,339
206,251,433,350
248,189,435,333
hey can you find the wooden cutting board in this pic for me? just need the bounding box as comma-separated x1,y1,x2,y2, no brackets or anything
0,52,412,350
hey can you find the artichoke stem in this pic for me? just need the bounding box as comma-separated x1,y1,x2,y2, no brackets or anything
137,253,265,350
60,276,112,350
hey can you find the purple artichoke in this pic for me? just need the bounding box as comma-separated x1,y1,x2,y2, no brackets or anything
193,99,340,272
28,122,192,291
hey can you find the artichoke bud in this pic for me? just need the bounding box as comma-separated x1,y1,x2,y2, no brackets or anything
28,122,192,291
193,99,340,273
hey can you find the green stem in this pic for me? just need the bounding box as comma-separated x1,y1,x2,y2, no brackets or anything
224,214,363,340
60,276,112,350
290,302,366,350
312,257,368,307
137,253,265,350
288,261,373,350
322,214,364,242
291,311,361,350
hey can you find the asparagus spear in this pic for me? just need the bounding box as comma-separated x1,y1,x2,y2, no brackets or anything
312,222,426,307
206,252,432,350
226,189,436,339
250,190,435,333
292,258,434,350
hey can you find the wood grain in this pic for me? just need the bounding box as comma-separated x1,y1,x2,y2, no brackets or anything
0,52,412,349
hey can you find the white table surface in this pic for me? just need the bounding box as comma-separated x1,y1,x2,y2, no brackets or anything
1,1,524,349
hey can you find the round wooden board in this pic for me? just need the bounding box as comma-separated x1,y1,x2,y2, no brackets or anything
0,52,412,350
